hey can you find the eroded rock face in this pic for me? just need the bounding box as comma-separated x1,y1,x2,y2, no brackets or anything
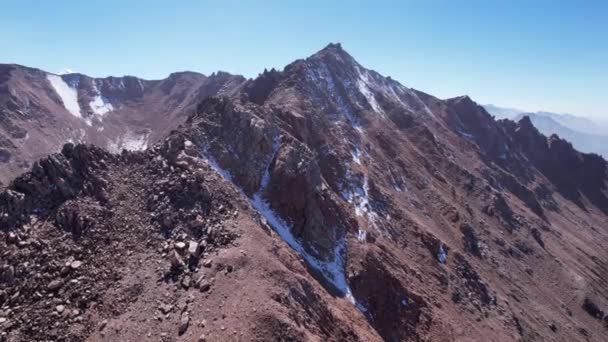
184,97,351,261
451,253,496,311
349,254,432,341
189,98,279,194
265,138,345,256
0,189,25,229
0,143,112,230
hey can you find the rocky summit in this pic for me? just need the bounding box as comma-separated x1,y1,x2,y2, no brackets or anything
1,44,607,341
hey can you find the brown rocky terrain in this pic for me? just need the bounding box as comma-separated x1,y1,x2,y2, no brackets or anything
1,43,607,341
0,64,245,185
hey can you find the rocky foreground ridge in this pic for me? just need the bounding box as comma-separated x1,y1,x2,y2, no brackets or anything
1,44,607,341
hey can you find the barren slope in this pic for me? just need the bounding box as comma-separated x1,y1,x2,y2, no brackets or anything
0,64,245,184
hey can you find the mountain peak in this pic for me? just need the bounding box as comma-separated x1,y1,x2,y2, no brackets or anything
447,95,475,105
310,42,355,64
322,42,344,52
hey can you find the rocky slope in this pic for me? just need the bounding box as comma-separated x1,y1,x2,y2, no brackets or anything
1,44,607,341
0,64,245,184
483,105,608,157
512,113,608,158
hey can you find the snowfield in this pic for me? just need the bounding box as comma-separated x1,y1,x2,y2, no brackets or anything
89,84,114,117
47,74,82,119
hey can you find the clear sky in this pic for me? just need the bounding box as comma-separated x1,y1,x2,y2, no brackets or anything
1,0,607,119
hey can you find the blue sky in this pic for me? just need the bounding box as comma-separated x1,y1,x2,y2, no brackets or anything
1,0,607,118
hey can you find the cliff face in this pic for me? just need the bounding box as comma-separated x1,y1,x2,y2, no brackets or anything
1,44,607,341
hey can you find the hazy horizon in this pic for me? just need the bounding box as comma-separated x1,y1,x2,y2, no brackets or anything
1,0,606,119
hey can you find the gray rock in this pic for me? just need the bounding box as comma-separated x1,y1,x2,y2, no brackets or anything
159,303,173,314
194,274,205,289
184,140,199,157
169,251,184,269
47,279,63,291
181,275,192,289
55,305,65,313
175,242,186,251
178,313,189,335
0,265,15,283
7,232,18,244
188,241,200,257
199,280,210,292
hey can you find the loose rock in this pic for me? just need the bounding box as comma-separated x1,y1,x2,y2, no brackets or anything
47,279,63,291
159,303,173,314
179,313,190,335
175,242,186,251
188,241,200,257
182,275,192,289
199,280,210,292
170,250,185,270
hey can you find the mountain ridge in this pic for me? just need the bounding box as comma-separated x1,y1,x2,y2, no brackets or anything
0,63,246,184
1,44,607,341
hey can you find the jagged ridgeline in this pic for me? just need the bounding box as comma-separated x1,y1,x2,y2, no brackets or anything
1,44,607,341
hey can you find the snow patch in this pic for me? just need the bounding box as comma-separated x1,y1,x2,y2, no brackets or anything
47,74,82,119
356,67,384,115
459,131,475,139
89,84,113,117
357,229,367,242
306,62,363,132
342,173,378,227
58,68,74,75
389,170,408,192
108,131,149,152
350,147,362,165
438,245,447,264
200,141,358,303
66,129,86,145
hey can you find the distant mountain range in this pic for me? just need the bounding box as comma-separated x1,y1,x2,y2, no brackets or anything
484,104,608,157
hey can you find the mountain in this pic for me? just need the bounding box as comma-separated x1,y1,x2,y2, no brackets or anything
484,105,608,157
482,104,526,120
1,44,608,341
513,113,608,157
484,105,608,136
532,111,608,136
0,64,246,184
